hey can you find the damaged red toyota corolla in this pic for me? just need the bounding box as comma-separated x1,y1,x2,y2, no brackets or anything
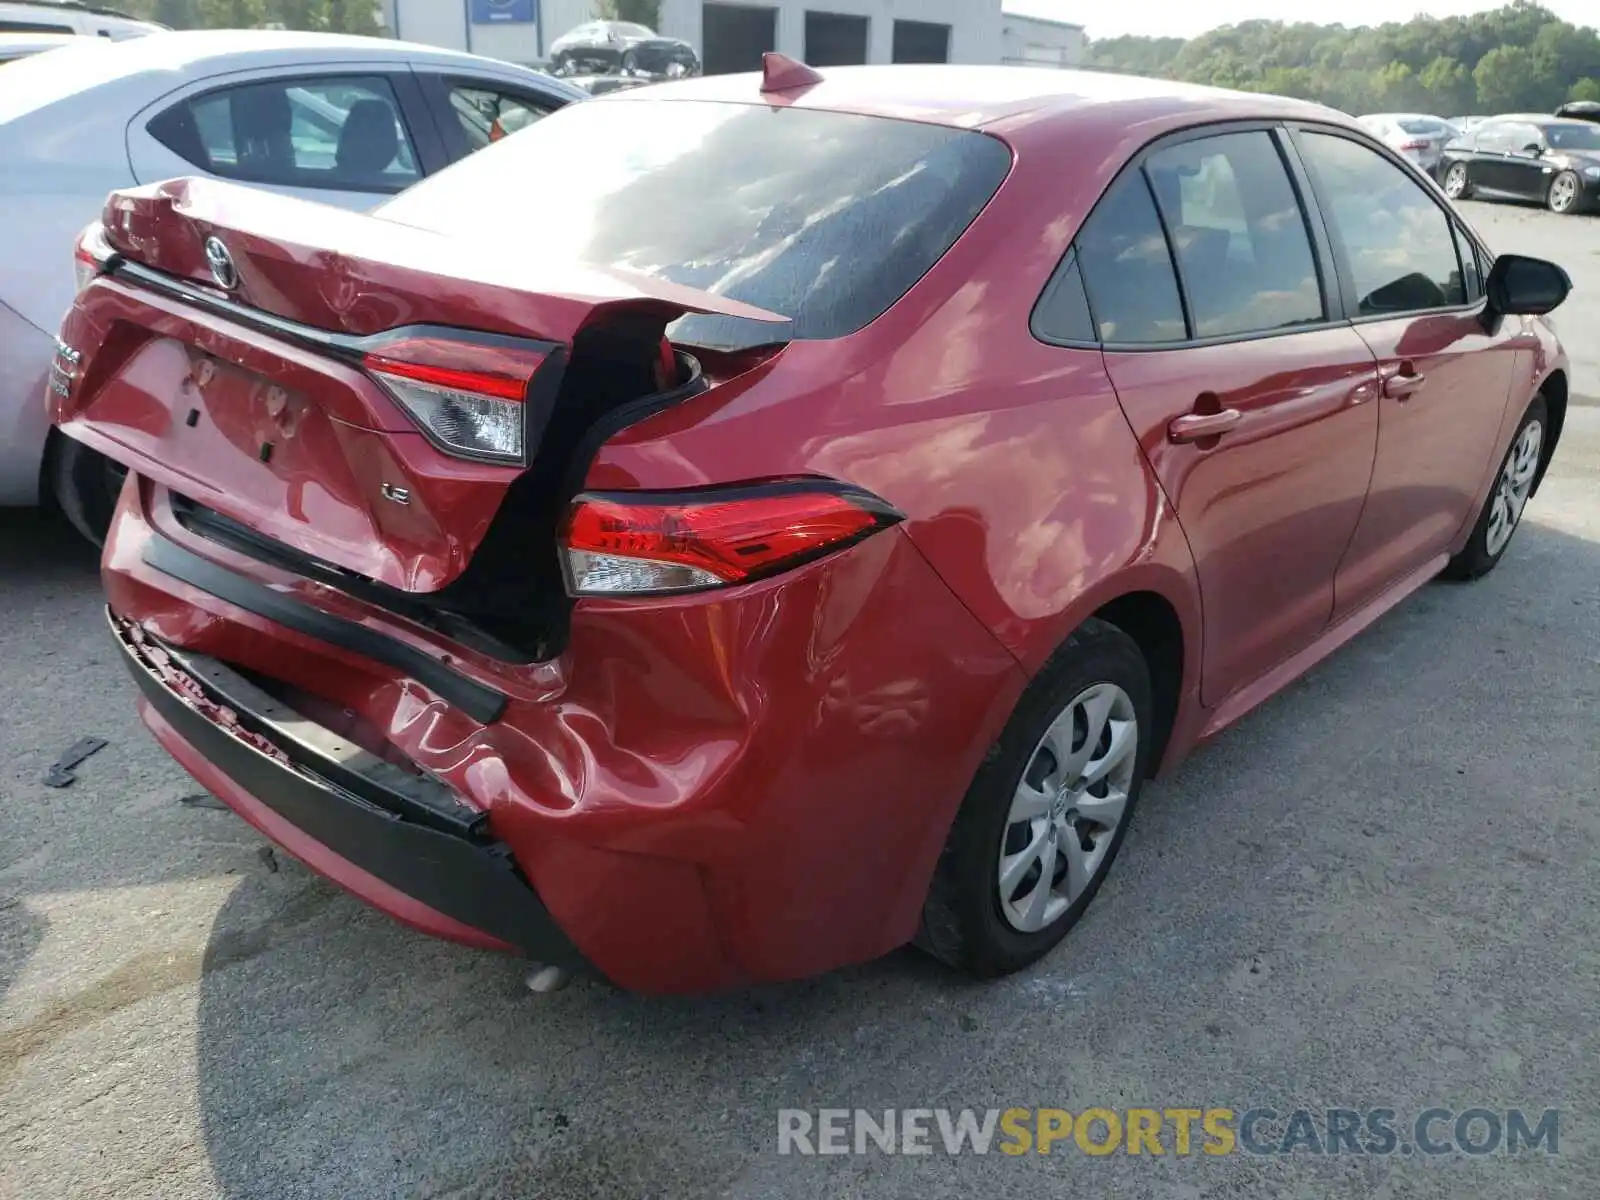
52,59,1572,993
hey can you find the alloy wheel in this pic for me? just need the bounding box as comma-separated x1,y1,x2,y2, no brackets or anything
997,682,1138,933
1549,174,1578,213
1485,419,1543,558
1444,164,1467,198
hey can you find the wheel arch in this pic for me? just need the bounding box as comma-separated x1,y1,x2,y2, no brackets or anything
1533,367,1567,497
1089,590,1187,779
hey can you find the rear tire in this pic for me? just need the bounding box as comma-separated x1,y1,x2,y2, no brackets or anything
918,619,1153,977
1442,395,1547,581
49,435,126,549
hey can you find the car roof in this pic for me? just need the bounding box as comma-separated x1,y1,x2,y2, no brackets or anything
0,26,549,79
606,64,1346,132
0,28,578,124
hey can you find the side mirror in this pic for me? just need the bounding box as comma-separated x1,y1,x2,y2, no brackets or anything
1486,253,1571,317
1522,142,1544,156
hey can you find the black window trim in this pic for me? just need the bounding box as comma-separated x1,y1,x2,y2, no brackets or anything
1284,120,1483,327
146,70,426,197
1030,118,1348,353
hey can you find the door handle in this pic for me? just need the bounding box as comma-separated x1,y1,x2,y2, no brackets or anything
1381,363,1427,400
1168,407,1242,444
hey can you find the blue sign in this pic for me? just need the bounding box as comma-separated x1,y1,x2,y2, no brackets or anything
471,0,534,23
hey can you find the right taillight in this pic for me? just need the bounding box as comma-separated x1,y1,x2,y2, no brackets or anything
561,480,903,597
362,329,552,465
74,221,115,294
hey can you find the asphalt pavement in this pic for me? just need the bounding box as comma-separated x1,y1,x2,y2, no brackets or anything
2,203,1598,1200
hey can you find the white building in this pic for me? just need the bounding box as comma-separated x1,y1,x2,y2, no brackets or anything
1001,11,1085,70
383,1,1083,73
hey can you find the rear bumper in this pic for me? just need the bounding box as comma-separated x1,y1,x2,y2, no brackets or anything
112,611,584,967
103,478,1027,992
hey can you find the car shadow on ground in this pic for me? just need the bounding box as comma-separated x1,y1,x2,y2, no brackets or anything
174,516,1600,1199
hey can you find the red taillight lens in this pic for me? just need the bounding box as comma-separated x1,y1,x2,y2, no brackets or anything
561,481,902,597
73,221,114,294
361,331,550,464
1399,139,1430,151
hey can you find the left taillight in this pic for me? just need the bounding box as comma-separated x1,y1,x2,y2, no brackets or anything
362,330,550,465
74,221,115,295
560,479,903,598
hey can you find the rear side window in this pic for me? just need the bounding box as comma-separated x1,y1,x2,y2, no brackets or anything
1297,131,1465,316
377,100,1012,344
1031,252,1095,343
149,75,420,193
1072,171,1187,345
0,20,72,32
446,84,554,152
1145,131,1323,338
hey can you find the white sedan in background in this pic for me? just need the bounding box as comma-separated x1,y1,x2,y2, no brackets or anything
0,30,585,542
1356,112,1460,175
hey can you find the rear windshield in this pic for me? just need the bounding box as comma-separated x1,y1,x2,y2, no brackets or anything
377,99,1013,346
1397,118,1445,135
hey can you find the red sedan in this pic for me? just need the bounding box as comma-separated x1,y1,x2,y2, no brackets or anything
52,59,1572,993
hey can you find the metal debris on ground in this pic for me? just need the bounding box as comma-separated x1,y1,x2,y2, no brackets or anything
41,736,108,788
178,792,229,811
258,846,280,873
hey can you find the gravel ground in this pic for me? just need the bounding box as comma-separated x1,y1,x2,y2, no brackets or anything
2,204,1598,1200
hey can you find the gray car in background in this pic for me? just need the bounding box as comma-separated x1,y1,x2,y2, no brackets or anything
1356,112,1459,175
0,30,584,541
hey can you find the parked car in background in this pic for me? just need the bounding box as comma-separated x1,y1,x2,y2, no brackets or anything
1438,114,1600,214
52,62,1571,994
1356,113,1458,174
0,28,71,60
1448,114,1489,132
0,30,585,544
1557,100,1600,124
0,0,162,37
549,19,700,80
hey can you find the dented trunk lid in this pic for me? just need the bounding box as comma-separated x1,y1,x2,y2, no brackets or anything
53,178,785,592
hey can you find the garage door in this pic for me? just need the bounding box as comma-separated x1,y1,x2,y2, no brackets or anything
702,3,777,75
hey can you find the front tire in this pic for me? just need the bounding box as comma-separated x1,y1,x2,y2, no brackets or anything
1547,170,1582,215
1442,395,1547,581
918,619,1153,977
1442,161,1472,201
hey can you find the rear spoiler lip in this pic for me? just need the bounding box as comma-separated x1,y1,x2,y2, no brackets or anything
106,258,564,367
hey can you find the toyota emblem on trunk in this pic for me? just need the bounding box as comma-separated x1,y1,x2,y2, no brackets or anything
204,236,238,291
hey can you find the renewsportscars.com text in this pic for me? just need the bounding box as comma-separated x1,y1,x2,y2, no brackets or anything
777,1107,1561,1157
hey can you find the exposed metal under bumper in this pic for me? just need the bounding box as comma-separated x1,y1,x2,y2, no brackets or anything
109,610,582,965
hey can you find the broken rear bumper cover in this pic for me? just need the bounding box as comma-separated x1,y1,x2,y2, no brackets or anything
111,612,585,968
100,478,1027,993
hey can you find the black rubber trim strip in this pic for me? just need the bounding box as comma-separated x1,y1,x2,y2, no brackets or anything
141,534,508,725
110,611,581,964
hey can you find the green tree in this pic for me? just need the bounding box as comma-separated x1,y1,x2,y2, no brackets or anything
595,0,660,27
1083,3,1598,116
1572,77,1600,102
1419,56,1472,114
1474,44,1537,111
